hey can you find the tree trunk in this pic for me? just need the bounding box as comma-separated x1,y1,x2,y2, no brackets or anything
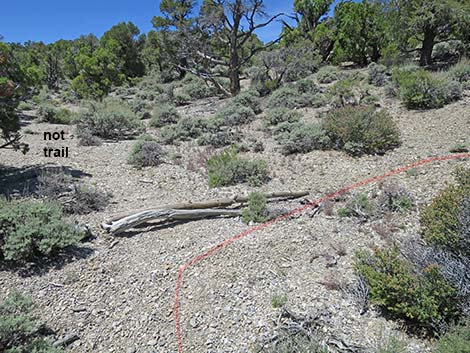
229,0,242,96
420,27,436,67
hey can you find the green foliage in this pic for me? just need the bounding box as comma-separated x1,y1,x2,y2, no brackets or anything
323,106,400,156
267,84,323,110
355,248,461,332
0,198,84,262
0,291,64,353
128,134,165,167
265,108,301,126
181,77,217,99
197,129,239,148
217,103,256,126
275,121,330,155
434,322,470,353
242,192,269,224
37,104,73,124
445,59,470,90
75,100,144,140
338,193,376,218
150,104,180,127
17,101,33,110
368,63,389,87
232,90,262,114
271,293,287,308
420,167,470,256
392,68,462,110
316,65,341,83
376,336,407,353
328,76,376,107
159,117,220,144
207,148,269,188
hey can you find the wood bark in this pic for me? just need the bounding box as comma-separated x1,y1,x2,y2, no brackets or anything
103,191,309,235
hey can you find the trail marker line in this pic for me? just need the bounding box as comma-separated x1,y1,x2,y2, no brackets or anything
174,153,470,352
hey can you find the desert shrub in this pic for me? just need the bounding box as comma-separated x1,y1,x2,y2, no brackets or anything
160,117,220,144
237,138,265,153
128,98,152,119
316,66,341,83
63,185,110,215
376,336,407,353
174,92,191,106
0,291,64,353
378,183,414,214
355,248,461,332
37,104,73,124
323,106,400,156
75,100,144,140
328,77,376,107
18,101,33,110
232,90,262,114
242,192,269,224
0,198,84,262
368,63,389,87
276,121,330,155
271,293,287,308
421,167,470,256
434,321,470,353
150,104,180,127
265,108,301,126
128,134,165,167
207,148,269,187
197,129,239,148
432,40,465,62
76,128,103,146
216,102,256,126
338,193,377,219
445,59,470,89
257,332,327,353
267,86,310,109
392,69,462,109
182,81,216,100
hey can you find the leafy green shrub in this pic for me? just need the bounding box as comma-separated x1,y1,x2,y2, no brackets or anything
328,77,376,107
150,104,180,127
392,68,462,109
232,90,262,114
182,81,216,100
75,100,144,140
338,193,377,219
379,183,414,214
434,321,470,353
128,134,165,167
265,108,301,126
276,121,330,155
207,148,269,187
421,167,470,256
0,198,84,262
197,129,239,148
160,117,220,144
267,86,311,109
17,101,33,110
271,293,287,308
323,106,400,156
37,104,73,124
316,66,341,83
355,248,461,332
242,192,269,224
445,58,470,89
368,63,389,87
128,98,152,119
0,291,64,353
216,103,256,126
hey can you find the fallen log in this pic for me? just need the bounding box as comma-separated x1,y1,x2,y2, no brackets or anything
103,191,309,235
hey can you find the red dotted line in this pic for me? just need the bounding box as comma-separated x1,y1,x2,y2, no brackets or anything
174,153,470,352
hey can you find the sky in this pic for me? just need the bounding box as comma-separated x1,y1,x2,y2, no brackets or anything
0,0,342,45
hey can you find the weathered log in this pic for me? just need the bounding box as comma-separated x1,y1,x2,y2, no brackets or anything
103,191,309,234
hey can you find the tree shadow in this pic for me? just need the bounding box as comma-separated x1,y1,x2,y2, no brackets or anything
0,245,95,278
0,164,92,198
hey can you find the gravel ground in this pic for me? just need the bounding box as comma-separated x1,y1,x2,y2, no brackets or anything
0,87,469,353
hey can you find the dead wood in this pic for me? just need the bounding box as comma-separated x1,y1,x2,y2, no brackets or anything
102,191,309,234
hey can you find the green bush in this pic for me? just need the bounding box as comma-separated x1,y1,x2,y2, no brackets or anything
368,63,389,87
17,101,33,110
128,134,165,167
232,90,262,114
128,98,152,119
242,192,269,224
421,167,469,256
0,198,84,262
150,104,180,127
271,293,287,308
328,77,376,107
276,121,330,155
207,148,269,187
75,100,144,140
197,129,239,148
267,86,311,109
323,106,400,156
182,81,216,100
392,68,462,109
76,128,103,146
265,108,301,126
445,59,470,89
338,193,377,219
216,102,256,126
434,322,470,353
316,66,341,83
0,291,64,353
159,117,220,144
355,248,461,332
37,104,73,124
